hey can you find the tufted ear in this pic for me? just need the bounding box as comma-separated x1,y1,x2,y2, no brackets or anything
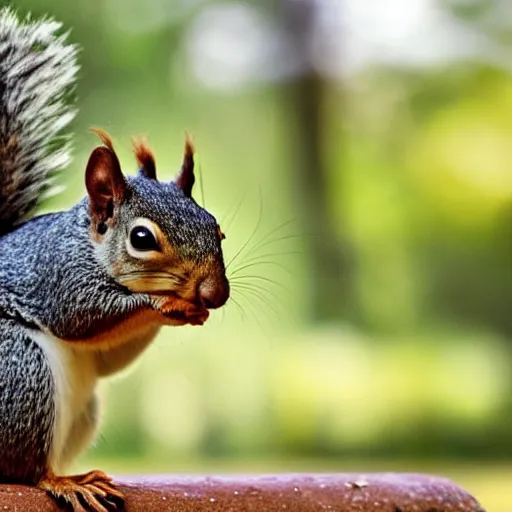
174,135,195,197
132,137,157,180
85,129,127,225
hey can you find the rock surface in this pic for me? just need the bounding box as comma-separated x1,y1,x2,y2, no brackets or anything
0,473,486,511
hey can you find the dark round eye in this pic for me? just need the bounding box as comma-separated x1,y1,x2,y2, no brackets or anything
97,222,108,235
129,226,159,252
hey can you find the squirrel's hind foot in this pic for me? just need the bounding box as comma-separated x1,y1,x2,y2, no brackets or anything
39,470,124,512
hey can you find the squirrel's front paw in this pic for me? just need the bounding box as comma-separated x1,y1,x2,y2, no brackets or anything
156,296,209,326
39,469,124,512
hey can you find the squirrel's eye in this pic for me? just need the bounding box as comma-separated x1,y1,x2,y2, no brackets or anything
129,226,159,252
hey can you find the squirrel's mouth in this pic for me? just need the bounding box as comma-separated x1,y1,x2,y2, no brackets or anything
149,292,210,327
159,300,210,326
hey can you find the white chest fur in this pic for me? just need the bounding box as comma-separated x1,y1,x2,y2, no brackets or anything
30,330,98,471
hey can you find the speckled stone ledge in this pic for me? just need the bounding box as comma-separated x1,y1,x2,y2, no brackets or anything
0,473,486,511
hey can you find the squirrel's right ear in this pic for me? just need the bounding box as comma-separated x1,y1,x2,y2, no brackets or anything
85,141,127,226
174,135,195,197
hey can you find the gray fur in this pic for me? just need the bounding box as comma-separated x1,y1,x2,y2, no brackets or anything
0,7,78,235
0,202,154,340
0,319,54,484
103,176,224,274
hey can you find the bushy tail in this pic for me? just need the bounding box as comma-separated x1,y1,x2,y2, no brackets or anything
0,7,78,235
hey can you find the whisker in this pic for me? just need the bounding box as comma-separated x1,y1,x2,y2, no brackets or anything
230,250,301,278
228,295,246,320
229,274,289,291
233,250,302,264
247,233,307,255
231,282,283,312
225,187,264,270
220,189,246,231
229,260,293,278
232,290,273,336
231,278,283,300
197,160,206,208
240,291,278,326
247,218,298,254
233,286,276,314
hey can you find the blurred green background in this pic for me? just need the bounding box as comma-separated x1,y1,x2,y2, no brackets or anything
7,0,512,509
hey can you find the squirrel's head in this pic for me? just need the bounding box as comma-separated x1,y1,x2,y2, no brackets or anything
84,129,229,324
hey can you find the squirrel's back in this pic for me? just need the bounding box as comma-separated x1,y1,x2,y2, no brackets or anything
0,7,78,236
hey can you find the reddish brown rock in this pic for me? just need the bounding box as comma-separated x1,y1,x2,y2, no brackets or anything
0,473,486,511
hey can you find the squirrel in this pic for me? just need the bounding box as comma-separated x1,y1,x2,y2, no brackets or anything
0,7,229,512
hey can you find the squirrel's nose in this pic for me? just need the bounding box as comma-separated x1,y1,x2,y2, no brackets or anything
198,276,230,309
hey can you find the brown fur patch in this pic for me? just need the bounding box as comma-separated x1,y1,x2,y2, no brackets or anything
63,308,163,350
118,274,181,294
184,133,194,159
132,137,157,179
90,127,116,153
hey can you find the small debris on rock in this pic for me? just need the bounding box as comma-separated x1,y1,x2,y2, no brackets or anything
344,479,369,490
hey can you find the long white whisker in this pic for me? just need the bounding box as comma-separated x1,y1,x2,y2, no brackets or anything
231,282,283,312
221,188,247,232
225,187,264,269
230,260,293,277
229,274,288,291
232,290,273,336
247,218,298,255
228,295,246,320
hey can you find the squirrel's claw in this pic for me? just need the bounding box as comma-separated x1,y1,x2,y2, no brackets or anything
39,470,124,512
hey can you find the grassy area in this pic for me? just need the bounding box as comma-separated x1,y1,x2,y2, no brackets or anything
77,456,508,512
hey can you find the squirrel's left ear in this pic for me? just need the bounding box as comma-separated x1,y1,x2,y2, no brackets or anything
86,129,127,225
174,135,195,197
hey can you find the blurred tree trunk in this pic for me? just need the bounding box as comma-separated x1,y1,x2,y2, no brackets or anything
279,0,353,323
